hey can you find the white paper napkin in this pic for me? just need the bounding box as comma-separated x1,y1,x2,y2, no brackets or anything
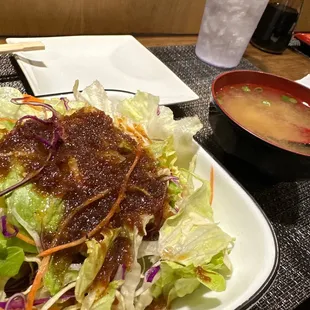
295,74,310,88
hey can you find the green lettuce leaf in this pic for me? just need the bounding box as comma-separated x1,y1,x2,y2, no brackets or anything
0,233,24,277
6,237,37,254
90,281,123,310
75,229,120,303
152,261,226,306
44,254,72,295
117,91,159,123
196,267,226,291
44,97,87,116
152,175,233,306
1,167,63,241
158,176,232,267
73,80,114,116
0,233,25,301
117,91,202,169
0,87,46,120
151,261,200,305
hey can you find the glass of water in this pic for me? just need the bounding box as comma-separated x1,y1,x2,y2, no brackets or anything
195,0,270,68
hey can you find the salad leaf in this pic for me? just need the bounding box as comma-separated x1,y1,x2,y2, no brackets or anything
0,87,45,121
147,136,177,170
117,92,202,169
41,281,77,310
0,232,24,301
44,254,72,295
0,233,24,278
44,97,87,116
152,261,226,306
151,261,200,305
0,166,63,248
90,281,123,310
196,267,226,291
75,229,120,303
73,80,114,116
117,91,159,123
121,227,143,310
75,239,107,302
158,176,232,267
6,237,37,254
206,250,233,274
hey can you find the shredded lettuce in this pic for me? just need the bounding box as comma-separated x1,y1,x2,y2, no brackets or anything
73,80,114,116
150,174,233,305
44,254,72,295
0,81,233,310
41,281,77,310
117,92,202,169
76,228,121,306
0,87,45,121
90,281,123,310
121,228,144,310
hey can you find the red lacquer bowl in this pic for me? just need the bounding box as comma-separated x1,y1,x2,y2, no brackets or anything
209,70,310,181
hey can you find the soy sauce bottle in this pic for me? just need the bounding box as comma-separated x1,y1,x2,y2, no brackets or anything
251,0,304,54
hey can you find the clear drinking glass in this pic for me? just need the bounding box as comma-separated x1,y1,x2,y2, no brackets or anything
195,0,270,68
251,0,304,54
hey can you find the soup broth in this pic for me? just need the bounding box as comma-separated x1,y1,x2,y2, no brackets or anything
216,84,310,156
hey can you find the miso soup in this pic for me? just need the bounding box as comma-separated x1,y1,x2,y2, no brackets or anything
216,84,310,155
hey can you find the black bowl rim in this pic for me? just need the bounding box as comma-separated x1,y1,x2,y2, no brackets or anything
211,70,310,158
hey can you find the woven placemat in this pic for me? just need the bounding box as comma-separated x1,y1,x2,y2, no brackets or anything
150,46,310,310
0,45,310,310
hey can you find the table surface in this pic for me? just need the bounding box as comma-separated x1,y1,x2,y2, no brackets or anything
136,35,310,81
1,35,310,80
0,35,310,310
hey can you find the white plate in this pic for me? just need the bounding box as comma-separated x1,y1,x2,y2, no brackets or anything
40,90,134,104
40,92,278,309
41,92,278,309
6,36,199,105
181,146,278,310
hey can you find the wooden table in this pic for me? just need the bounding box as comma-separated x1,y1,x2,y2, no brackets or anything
137,35,310,81
1,35,310,81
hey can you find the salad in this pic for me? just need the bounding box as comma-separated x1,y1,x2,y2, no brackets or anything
0,81,233,310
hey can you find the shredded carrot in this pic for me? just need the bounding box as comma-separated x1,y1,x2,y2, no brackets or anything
21,95,45,112
16,232,36,246
38,236,87,258
210,166,214,206
6,224,36,246
22,94,45,103
88,147,141,238
0,117,16,124
26,255,50,310
133,123,152,142
38,147,142,258
54,190,110,241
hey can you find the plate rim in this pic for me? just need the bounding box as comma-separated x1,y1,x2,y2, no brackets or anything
197,143,279,310
6,35,199,105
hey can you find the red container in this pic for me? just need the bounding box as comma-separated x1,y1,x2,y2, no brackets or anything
210,70,310,180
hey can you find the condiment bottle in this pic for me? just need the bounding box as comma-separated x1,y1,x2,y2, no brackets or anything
251,0,304,54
